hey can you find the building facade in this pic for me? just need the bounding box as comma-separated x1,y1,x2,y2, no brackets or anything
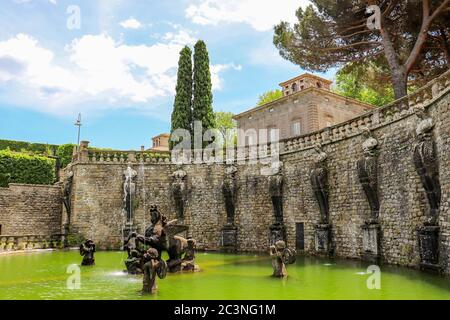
150,133,170,152
234,74,374,144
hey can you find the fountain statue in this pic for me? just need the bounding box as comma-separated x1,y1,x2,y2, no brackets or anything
142,248,167,294
221,165,238,251
123,232,145,274
269,240,296,277
267,162,285,245
126,205,199,273
357,128,381,262
80,239,96,266
413,108,441,272
171,167,187,220
310,144,331,255
62,164,74,224
123,164,137,224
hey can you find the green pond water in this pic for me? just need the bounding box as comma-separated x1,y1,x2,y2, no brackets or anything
1,250,450,300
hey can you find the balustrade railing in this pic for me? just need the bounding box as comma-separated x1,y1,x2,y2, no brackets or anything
0,234,63,252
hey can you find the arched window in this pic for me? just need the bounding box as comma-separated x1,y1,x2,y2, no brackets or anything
316,82,322,88
292,83,298,92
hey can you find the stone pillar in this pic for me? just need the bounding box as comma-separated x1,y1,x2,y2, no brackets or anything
79,141,90,162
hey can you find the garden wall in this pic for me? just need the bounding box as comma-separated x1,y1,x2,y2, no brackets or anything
0,183,62,236
66,71,450,274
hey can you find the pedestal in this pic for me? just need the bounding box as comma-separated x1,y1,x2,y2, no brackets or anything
362,223,380,263
418,225,440,273
314,224,331,255
268,223,285,246
220,224,238,252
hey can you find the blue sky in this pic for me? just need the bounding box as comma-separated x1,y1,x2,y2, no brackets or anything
0,0,335,149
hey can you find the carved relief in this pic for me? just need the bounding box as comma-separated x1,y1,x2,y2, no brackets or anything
413,109,441,224
222,165,237,225
268,162,284,224
62,164,74,224
172,166,187,219
357,128,380,223
310,144,329,224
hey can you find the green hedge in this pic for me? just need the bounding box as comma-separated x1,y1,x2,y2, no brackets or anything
0,150,56,186
0,139,58,156
57,144,76,168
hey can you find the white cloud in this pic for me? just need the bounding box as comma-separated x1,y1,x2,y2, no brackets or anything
119,17,143,29
14,0,57,4
211,63,242,90
0,32,239,115
186,0,310,32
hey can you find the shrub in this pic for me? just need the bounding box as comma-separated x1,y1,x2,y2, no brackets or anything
0,150,55,185
57,144,76,168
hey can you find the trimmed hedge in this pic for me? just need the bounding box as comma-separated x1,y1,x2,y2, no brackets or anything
0,139,58,155
0,150,56,186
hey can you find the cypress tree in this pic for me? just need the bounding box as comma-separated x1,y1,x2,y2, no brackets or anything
170,46,193,150
192,40,215,148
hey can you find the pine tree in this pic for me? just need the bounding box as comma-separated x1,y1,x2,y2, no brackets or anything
170,46,193,150
192,40,215,148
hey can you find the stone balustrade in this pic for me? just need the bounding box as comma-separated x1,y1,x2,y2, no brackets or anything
83,149,171,164
0,234,63,252
283,69,450,153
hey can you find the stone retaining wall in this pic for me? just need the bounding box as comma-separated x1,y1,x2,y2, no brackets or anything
0,183,62,236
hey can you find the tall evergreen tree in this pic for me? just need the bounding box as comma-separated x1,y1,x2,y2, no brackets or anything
170,46,193,150
192,40,215,148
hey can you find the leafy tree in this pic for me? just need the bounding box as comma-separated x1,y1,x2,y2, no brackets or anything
257,89,283,106
273,0,450,99
193,40,215,147
214,111,236,147
170,46,193,150
57,144,77,168
333,61,395,107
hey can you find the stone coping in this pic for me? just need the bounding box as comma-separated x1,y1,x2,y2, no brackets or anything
1,183,61,189
0,247,78,256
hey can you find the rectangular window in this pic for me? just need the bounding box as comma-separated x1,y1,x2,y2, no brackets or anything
269,128,278,142
292,121,301,136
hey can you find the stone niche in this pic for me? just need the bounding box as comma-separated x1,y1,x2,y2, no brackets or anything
362,223,380,262
417,226,440,272
220,224,238,252
314,223,331,255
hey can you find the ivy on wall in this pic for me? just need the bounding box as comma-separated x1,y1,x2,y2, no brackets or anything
0,150,56,187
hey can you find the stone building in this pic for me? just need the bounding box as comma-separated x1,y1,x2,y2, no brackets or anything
234,73,374,144
149,133,170,152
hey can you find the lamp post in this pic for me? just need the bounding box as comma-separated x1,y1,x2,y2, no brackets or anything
75,113,82,147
